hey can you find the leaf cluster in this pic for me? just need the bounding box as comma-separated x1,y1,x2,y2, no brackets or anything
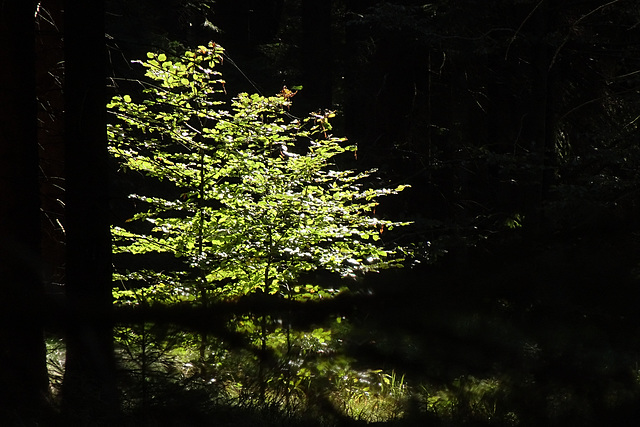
107,42,410,305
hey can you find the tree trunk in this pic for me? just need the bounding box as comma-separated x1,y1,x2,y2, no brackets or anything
301,0,333,108
37,0,66,298
62,0,118,423
0,1,51,423
526,0,556,235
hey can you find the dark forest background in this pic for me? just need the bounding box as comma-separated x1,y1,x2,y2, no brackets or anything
2,0,640,426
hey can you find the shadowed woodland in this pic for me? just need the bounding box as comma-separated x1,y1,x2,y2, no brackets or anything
2,1,640,426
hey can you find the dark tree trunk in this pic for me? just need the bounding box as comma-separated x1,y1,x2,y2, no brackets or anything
0,1,51,424
62,0,118,423
301,0,333,108
525,0,556,234
36,0,66,296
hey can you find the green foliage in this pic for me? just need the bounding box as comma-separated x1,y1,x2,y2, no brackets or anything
420,375,517,425
107,42,411,421
108,41,409,305
331,368,408,422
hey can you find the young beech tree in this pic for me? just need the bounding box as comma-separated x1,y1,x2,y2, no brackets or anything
108,42,409,307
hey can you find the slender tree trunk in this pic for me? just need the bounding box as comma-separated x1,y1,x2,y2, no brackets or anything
36,0,66,296
62,0,118,423
0,1,51,423
301,0,333,108
343,0,366,140
526,0,556,235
